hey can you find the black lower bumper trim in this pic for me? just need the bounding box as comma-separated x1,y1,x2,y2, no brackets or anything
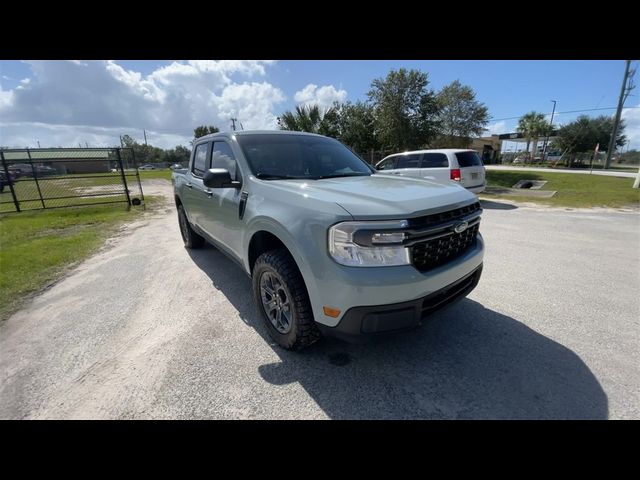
317,264,483,343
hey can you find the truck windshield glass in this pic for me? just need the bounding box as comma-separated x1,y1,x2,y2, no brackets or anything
236,134,374,180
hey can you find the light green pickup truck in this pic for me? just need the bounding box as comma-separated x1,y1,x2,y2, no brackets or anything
173,131,484,350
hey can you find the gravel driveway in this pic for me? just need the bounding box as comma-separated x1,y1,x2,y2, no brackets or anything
1,183,638,419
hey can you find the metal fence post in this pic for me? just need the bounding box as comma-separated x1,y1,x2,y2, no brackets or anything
116,148,132,207
130,148,146,210
1,150,21,212
26,148,46,209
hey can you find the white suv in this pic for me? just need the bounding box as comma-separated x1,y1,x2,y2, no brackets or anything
376,149,486,194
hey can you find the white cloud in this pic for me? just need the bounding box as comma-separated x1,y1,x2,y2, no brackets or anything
214,82,286,130
0,86,13,109
621,104,640,149
483,120,508,135
294,83,347,109
0,60,285,148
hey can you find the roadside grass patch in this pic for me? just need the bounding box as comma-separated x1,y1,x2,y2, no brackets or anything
138,169,172,181
0,198,159,320
483,170,640,208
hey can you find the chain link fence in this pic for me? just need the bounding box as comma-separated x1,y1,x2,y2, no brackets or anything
0,148,145,213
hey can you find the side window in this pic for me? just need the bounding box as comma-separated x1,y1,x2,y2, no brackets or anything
422,153,449,168
211,142,238,180
191,142,210,177
396,154,422,169
377,157,396,170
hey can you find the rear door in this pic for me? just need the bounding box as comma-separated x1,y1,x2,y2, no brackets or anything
420,152,451,183
454,151,485,189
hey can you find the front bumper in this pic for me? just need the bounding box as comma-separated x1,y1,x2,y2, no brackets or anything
317,264,482,342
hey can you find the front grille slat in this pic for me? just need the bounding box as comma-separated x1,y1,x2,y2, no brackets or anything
408,202,481,271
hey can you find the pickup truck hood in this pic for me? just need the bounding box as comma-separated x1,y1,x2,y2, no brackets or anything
263,174,477,219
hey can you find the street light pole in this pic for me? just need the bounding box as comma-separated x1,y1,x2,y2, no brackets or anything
541,100,556,162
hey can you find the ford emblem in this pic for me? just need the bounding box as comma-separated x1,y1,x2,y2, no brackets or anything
454,221,468,234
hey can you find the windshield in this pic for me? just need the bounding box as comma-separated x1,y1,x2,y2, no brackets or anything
236,134,374,180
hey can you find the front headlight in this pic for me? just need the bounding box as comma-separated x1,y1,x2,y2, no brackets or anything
328,220,410,267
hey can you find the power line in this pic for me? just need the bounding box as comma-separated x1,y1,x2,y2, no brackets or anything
489,106,640,122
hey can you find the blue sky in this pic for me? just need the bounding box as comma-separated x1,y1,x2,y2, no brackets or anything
1,60,637,150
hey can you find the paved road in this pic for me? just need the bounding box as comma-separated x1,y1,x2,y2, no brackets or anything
486,165,638,178
1,184,638,419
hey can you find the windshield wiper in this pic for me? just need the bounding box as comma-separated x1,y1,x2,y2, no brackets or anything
254,173,308,180
314,173,371,179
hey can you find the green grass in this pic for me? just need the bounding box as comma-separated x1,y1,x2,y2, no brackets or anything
482,170,640,208
138,169,172,180
0,199,158,320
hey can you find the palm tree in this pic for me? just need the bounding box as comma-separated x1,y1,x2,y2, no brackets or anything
517,112,551,161
277,105,324,133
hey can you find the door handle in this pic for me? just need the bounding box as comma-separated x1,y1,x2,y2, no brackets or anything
204,189,215,198
185,183,193,189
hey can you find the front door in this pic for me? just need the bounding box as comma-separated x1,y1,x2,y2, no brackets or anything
182,142,211,228
199,141,245,260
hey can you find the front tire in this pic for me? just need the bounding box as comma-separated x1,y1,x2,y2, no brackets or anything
177,204,205,249
252,249,320,350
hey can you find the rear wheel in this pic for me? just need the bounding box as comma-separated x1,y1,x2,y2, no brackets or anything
177,204,205,249
252,249,320,350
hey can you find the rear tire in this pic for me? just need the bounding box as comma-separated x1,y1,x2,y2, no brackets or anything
252,248,320,350
177,204,205,249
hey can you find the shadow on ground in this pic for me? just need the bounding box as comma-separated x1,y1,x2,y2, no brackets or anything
187,245,607,420
479,199,518,210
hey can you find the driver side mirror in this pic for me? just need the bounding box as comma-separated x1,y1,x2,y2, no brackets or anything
203,168,241,189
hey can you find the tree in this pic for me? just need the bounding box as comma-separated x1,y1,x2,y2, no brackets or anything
118,134,167,165
554,115,626,157
193,125,220,139
277,105,321,132
435,80,489,148
336,101,380,154
120,134,137,148
277,104,341,137
367,68,440,151
165,145,191,165
317,103,341,138
517,112,551,159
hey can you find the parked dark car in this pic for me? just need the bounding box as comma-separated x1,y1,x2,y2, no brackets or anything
7,163,57,177
0,171,15,193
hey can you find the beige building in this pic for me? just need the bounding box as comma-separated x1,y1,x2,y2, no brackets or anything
468,135,502,163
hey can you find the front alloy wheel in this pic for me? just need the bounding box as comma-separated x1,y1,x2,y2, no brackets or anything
252,248,320,350
260,271,293,334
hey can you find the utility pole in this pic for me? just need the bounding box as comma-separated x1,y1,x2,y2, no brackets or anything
541,100,556,162
230,118,237,131
143,129,148,146
605,60,633,169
